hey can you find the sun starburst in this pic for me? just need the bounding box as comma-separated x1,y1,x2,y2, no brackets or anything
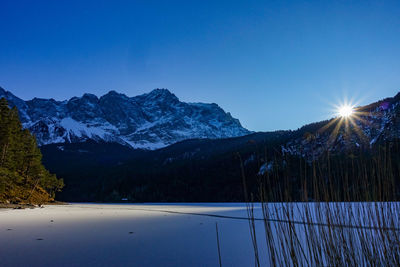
318,100,370,145
338,105,354,117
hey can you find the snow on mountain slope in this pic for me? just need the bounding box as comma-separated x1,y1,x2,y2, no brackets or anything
0,87,251,149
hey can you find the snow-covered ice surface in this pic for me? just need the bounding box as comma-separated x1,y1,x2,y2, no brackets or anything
0,203,268,267
1,203,399,266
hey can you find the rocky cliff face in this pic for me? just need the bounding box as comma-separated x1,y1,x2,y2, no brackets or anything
0,87,251,149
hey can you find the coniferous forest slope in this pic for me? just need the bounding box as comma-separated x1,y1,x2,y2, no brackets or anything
40,133,400,203
0,98,64,205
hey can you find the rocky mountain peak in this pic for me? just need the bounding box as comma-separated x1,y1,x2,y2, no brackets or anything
81,93,99,101
135,88,179,104
0,87,251,149
100,90,129,100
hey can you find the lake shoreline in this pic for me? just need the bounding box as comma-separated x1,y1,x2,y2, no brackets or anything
0,201,67,209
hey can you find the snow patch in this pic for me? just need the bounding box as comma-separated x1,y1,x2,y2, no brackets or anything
60,117,118,139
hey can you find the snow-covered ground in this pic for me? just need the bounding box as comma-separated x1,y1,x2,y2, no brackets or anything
0,203,268,267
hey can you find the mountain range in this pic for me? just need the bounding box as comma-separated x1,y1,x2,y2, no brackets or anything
1,86,400,202
0,87,250,149
2,86,399,156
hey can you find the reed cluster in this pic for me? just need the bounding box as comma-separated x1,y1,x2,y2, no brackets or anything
246,142,400,266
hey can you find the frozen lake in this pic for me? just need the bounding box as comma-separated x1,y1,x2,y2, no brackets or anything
2,202,399,266
0,203,268,267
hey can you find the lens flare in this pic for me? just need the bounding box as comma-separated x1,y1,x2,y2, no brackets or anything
318,99,371,145
338,105,354,118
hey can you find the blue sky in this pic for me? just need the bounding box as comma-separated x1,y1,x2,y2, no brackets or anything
1,0,400,131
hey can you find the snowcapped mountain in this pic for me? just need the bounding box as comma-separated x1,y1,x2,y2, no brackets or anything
0,87,251,149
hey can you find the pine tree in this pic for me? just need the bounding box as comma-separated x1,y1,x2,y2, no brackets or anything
0,98,64,203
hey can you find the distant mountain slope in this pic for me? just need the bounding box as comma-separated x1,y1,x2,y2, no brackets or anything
0,87,250,149
283,92,400,159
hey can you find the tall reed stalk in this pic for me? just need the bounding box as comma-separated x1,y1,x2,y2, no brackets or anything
246,142,400,266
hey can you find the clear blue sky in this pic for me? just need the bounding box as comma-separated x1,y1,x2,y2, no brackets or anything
1,0,400,131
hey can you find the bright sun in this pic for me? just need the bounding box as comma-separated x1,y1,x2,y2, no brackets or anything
320,100,367,144
338,105,354,117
